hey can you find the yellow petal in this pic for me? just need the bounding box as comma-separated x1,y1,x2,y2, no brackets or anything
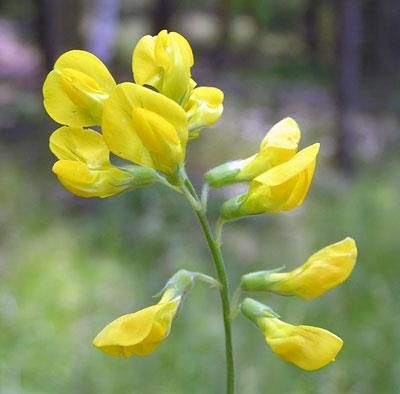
254,143,319,187
132,108,180,152
155,31,193,102
241,143,319,214
268,238,357,299
50,126,132,198
52,160,131,198
93,298,180,358
49,126,109,167
239,117,301,179
259,318,343,371
260,117,301,151
43,50,115,127
132,35,160,87
186,87,224,138
168,32,194,69
131,107,182,174
93,305,161,357
132,30,193,103
54,50,115,91
102,83,187,174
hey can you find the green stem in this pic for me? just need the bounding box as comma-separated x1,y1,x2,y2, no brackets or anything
194,208,235,394
180,173,235,394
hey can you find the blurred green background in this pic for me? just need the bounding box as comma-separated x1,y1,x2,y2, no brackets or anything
1,0,400,393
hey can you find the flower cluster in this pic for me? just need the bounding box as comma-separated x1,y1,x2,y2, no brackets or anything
43,30,357,380
43,30,224,197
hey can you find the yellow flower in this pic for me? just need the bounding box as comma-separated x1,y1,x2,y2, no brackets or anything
258,318,343,371
205,117,301,187
242,238,357,300
132,30,194,103
133,31,224,138
241,298,343,371
43,50,116,127
221,143,320,219
93,290,181,358
185,86,224,139
240,117,301,179
102,82,188,175
49,126,136,198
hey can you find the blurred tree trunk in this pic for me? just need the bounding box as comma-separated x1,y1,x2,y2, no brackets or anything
362,0,379,74
86,0,119,64
335,0,362,174
363,0,400,76
304,0,321,65
151,0,177,34
215,0,232,66
35,0,83,71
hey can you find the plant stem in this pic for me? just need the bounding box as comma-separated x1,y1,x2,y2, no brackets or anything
181,173,235,394
194,208,235,394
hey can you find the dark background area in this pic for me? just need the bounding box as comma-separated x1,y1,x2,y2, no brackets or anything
0,1,399,393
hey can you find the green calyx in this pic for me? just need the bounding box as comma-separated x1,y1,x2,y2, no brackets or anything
204,160,245,188
240,266,286,292
156,269,221,299
240,298,280,323
220,193,247,221
119,165,161,187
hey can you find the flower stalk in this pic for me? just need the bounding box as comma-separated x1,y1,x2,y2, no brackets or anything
179,171,235,394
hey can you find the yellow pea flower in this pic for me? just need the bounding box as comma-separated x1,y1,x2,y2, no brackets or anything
259,318,343,371
221,143,319,219
93,290,181,358
43,50,116,127
132,30,194,103
50,126,137,198
241,298,343,371
242,238,357,299
185,86,224,139
102,82,188,175
205,117,301,187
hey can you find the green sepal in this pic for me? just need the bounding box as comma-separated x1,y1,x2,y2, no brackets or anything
220,193,247,221
154,270,221,300
154,269,196,299
204,160,245,188
240,297,280,323
119,165,161,187
240,266,286,292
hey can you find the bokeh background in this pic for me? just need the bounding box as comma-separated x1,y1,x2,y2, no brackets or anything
1,0,400,393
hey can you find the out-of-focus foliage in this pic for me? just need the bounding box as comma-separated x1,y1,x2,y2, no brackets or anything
1,86,400,392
